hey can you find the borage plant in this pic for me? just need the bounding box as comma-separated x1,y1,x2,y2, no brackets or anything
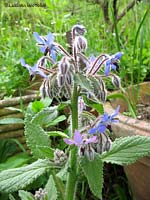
0,25,150,200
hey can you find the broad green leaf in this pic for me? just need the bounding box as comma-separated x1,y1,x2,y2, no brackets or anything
24,114,53,159
102,136,150,165
37,146,54,159
32,100,45,113
41,97,52,107
46,115,66,127
45,175,57,200
19,190,34,200
31,107,58,126
0,159,51,193
83,96,104,114
79,154,103,199
74,73,93,92
47,131,69,138
0,118,24,124
0,153,31,171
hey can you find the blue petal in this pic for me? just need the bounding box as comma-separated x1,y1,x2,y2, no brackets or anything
47,32,54,45
20,58,26,66
97,124,106,133
114,52,123,60
111,64,116,71
105,62,110,76
111,105,120,118
33,32,44,44
40,46,46,54
51,50,56,62
88,127,97,134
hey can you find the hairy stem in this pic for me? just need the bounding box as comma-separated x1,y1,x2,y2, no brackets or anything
65,84,79,200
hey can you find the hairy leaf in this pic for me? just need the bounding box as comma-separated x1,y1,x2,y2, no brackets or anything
102,136,150,165
45,175,57,200
19,190,34,200
79,154,103,199
46,115,66,127
0,159,51,193
31,107,58,126
0,153,31,171
47,131,69,138
74,73,93,92
24,113,53,159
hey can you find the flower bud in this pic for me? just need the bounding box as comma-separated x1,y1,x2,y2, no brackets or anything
111,75,121,88
74,36,87,52
92,133,112,154
65,72,72,86
57,73,65,87
58,57,70,75
72,24,86,36
34,188,47,200
54,149,67,165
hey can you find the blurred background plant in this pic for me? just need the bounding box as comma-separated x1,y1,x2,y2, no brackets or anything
0,0,150,98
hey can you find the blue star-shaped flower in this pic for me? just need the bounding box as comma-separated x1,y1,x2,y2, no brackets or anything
105,52,123,76
33,32,56,62
20,58,48,79
89,106,120,134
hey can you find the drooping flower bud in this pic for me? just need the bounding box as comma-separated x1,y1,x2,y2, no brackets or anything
111,74,121,89
57,74,65,87
92,133,112,154
74,36,87,53
58,56,70,75
72,24,86,37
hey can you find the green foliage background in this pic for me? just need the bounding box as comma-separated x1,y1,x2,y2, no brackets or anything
0,0,150,98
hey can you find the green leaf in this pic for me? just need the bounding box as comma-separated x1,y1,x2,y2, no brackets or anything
24,114,53,159
107,92,136,118
46,115,66,127
83,96,104,114
31,107,58,126
47,131,69,138
102,136,150,165
0,118,24,124
79,154,103,199
45,175,58,200
32,100,45,113
56,160,69,181
0,153,31,171
0,159,51,193
19,190,34,200
36,146,54,159
74,73,93,92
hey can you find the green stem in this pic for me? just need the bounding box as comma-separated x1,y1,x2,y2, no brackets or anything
65,84,78,200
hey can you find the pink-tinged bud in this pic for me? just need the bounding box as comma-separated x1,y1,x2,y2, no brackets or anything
74,36,87,53
111,75,121,89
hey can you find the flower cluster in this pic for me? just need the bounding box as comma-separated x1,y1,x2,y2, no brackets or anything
21,24,122,161
21,24,123,101
64,106,119,160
